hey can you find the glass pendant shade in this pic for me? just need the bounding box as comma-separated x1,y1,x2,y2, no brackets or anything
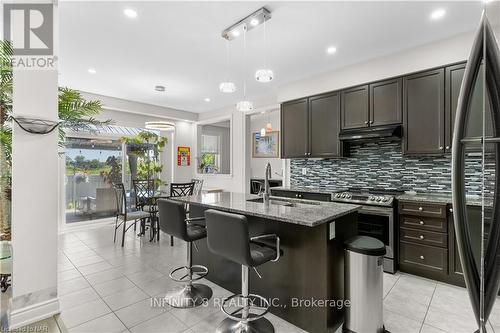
255,69,274,82
260,128,266,137
219,81,236,93
265,122,273,132
236,100,254,112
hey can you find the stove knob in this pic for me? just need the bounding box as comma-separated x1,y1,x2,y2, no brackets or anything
368,196,375,201
376,197,382,202
335,193,341,198
382,197,389,202
341,193,347,198
346,194,352,199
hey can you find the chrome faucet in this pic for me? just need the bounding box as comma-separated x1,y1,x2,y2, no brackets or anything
263,163,272,205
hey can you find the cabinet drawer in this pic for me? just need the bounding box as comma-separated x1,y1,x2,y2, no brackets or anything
400,241,448,274
400,228,447,248
399,201,447,218
270,189,297,199
400,215,447,233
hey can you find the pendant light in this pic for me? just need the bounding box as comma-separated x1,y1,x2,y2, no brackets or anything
236,25,254,112
219,40,236,93
255,17,273,83
265,111,273,132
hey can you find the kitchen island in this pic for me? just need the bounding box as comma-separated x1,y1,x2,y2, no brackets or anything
170,192,360,333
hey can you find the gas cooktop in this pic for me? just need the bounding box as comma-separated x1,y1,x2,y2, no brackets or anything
332,188,404,207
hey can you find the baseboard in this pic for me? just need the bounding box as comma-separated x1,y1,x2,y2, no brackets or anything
9,297,60,330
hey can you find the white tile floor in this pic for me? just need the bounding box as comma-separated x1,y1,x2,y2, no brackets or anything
18,223,500,333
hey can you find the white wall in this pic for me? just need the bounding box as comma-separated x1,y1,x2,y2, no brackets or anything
249,110,283,179
277,32,474,102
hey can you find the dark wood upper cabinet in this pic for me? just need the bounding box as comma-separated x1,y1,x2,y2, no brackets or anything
309,92,342,158
369,78,402,126
403,68,445,155
341,85,369,129
445,63,494,153
281,99,309,158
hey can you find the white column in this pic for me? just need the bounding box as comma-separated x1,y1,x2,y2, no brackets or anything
9,1,60,328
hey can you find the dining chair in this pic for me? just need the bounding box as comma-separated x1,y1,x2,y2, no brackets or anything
191,178,204,196
165,182,196,246
113,183,151,247
133,179,157,237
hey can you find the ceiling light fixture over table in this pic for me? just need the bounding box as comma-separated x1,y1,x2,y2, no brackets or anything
145,121,175,131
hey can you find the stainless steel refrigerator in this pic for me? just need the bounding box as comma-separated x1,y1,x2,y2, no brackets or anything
452,2,500,332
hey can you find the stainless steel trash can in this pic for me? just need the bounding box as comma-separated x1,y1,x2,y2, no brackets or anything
344,236,386,333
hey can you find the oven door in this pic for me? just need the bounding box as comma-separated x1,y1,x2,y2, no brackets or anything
357,205,394,259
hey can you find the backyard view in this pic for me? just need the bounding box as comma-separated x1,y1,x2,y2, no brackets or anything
65,138,123,223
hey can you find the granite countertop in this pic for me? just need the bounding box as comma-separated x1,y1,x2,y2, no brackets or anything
169,192,360,227
272,186,493,207
396,193,492,207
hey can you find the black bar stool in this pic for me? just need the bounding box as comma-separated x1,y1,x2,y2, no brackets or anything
205,209,281,333
157,199,213,308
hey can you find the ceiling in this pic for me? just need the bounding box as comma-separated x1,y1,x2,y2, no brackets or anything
59,1,483,114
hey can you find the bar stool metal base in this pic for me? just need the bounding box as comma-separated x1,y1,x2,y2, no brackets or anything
165,283,213,308
216,316,274,333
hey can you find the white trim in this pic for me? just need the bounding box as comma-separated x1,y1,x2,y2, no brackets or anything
9,298,60,330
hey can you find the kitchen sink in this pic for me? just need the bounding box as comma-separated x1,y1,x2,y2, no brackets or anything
246,197,295,207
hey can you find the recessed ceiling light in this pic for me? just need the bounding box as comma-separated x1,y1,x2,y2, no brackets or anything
204,98,211,102
430,9,446,20
231,30,240,37
88,68,96,74
155,85,166,92
124,8,137,18
250,18,259,26
326,46,337,55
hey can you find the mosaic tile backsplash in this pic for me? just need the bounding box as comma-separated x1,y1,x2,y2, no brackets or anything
290,140,496,197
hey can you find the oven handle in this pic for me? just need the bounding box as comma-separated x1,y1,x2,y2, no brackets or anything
358,206,393,216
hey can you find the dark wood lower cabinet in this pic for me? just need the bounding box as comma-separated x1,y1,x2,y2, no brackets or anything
399,201,497,291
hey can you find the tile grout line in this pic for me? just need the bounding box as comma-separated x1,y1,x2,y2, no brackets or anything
418,282,438,333
63,233,174,331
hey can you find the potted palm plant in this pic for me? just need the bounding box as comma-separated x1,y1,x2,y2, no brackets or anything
0,40,112,240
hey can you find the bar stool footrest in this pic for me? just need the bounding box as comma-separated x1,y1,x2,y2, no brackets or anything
169,265,208,282
221,293,270,322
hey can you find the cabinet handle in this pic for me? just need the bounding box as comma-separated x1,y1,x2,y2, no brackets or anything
450,208,453,213
364,121,369,124
419,220,425,225
295,194,299,198
420,255,425,260
304,153,307,156
446,146,450,150
370,121,374,124
418,207,423,211
439,146,444,150
420,235,425,240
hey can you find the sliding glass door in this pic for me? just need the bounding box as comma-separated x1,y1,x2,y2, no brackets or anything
64,138,123,223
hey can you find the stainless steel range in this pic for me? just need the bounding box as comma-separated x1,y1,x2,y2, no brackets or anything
331,188,401,274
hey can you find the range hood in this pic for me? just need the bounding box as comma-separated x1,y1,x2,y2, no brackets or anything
339,124,402,142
